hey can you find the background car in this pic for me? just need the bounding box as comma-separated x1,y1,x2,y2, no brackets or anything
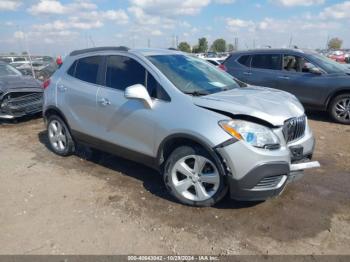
328,50,346,63
222,49,350,124
0,62,43,119
204,58,225,66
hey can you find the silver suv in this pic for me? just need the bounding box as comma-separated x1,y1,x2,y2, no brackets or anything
43,47,320,207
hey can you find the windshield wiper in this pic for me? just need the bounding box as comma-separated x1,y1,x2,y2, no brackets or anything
184,91,209,96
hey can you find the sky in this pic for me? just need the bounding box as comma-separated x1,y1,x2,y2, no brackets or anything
0,0,349,56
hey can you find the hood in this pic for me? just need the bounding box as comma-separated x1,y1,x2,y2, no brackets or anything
0,75,41,92
193,86,304,126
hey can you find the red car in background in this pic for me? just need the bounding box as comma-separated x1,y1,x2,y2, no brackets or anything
328,51,346,63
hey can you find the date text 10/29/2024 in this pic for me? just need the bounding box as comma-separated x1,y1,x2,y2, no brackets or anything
127,256,220,261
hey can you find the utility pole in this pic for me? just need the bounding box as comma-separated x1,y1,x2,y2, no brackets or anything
17,25,35,78
147,38,151,48
89,35,95,47
171,34,175,48
288,35,293,48
132,35,135,48
326,34,330,50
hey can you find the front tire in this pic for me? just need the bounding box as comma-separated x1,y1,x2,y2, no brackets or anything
329,94,350,124
47,115,75,156
163,145,227,207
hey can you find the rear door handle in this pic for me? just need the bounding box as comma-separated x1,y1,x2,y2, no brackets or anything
58,84,67,92
278,76,290,80
243,72,252,75
98,98,111,106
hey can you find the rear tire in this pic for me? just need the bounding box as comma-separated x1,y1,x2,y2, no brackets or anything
329,94,350,124
47,115,75,156
163,145,228,207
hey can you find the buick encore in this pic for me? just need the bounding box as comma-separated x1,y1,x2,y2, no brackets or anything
43,47,320,206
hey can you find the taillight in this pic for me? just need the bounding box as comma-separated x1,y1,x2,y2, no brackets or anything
42,79,51,89
219,64,227,71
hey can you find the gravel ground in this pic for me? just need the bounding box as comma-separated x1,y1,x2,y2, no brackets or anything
0,112,349,255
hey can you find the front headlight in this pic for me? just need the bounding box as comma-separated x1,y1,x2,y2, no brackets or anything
219,120,280,149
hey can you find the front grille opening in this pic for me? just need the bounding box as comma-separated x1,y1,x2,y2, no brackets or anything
1,92,43,115
283,115,306,143
253,175,285,190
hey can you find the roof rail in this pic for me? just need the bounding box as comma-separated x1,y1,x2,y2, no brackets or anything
70,46,129,56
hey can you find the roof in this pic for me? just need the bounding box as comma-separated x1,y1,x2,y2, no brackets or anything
69,46,130,56
69,46,184,57
130,48,183,56
230,48,320,56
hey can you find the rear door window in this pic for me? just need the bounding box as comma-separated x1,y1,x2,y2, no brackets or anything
75,56,103,84
251,54,282,70
67,60,77,77
237,55,251,67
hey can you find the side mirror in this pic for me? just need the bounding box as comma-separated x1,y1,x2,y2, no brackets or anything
309,67,323,75
124,84,153,108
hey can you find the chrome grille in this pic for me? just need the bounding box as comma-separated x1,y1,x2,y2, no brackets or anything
283,115,306,143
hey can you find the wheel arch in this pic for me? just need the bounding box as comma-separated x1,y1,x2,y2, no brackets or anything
156,133,226,175
326,88,350,110
43,106,70,128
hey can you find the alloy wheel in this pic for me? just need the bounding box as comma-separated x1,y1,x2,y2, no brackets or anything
48,120,67,152
334,97,350,122
171,155,220,202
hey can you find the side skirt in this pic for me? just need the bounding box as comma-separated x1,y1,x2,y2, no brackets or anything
71,130,160,172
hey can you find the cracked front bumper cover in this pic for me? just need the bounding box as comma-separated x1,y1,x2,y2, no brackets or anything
215,123,319,201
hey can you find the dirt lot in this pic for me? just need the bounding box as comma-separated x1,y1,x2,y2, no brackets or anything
0,112,350,255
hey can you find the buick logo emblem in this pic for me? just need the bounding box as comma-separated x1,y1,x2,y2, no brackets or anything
288,119,296,129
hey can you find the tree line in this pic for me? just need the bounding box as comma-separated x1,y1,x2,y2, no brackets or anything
178,37,235,53
178,37,345,53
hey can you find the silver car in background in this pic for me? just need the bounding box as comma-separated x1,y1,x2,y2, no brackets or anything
43,47,320,206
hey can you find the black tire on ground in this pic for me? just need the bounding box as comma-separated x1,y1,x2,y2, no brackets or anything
47,115,75,156
163,145,228,207
329,93,350,125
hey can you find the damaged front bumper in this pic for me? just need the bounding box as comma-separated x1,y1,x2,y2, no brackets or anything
215,124,320,201
0,88,43,119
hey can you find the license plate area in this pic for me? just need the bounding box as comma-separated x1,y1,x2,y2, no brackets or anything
290,145,304,161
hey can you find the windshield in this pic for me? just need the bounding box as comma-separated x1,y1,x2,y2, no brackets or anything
312,54,347,74
148,54,240,95
0,64,22,77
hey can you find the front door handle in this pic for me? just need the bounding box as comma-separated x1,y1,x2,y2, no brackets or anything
243,72,252,75
278,76,290,80
98,98,111,106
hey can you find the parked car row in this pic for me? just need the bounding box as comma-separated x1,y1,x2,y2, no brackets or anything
40,46,320,207
318,50,350,63
195,52,229,60
0,55,58,81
